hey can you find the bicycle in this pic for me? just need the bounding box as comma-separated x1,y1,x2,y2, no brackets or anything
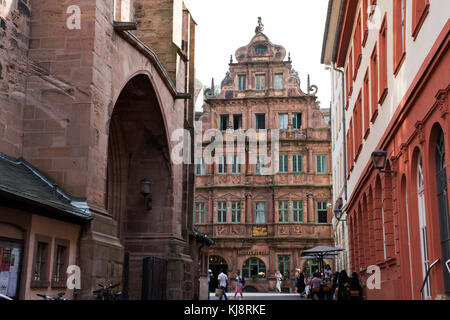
92,283,122,300
36,292,66,300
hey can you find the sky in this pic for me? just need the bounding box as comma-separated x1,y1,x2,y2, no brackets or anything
189,0,331,111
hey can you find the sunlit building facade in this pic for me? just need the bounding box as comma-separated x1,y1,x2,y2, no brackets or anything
195,20,333,293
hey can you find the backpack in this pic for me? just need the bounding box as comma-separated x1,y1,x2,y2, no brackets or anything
241,276,245,286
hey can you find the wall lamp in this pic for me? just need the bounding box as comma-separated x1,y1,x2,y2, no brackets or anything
371,150,394,173
334,208,347,222
140,178,152,211
333,198,346,222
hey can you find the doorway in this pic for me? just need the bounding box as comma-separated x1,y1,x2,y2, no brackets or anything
208,255,228,292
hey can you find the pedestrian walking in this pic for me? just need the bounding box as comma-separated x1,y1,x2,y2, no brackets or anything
233,271,244,300
331,272,339,300
336,270,350,300
349,272,363,300
208,269,212,300
217,269,228,300
295,269,306,297
275,270,283,293
324,265,332,284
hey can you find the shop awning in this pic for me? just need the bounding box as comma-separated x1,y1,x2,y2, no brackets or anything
301,245,343,259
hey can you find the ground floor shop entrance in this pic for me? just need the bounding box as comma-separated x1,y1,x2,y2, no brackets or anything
209,255,228,292
0,237,22,299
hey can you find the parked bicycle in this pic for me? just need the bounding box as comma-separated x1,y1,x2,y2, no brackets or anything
93,283,122,300
36,292,66,300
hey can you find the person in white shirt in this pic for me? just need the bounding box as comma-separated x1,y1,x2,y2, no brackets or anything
275,270,283,293
217,269,228,300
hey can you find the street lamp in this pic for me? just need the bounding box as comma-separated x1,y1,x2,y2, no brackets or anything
140,178,152,211
334,208,346,222
333,197,346,222
371,150,394,173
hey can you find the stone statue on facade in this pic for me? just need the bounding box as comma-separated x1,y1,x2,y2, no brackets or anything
255,17,264,33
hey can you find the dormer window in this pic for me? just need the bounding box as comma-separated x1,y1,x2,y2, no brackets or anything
254,45,267,55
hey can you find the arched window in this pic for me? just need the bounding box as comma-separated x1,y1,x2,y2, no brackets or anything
434,128,450,295
242,258,266,280
303,259,320,278
417,153,430,298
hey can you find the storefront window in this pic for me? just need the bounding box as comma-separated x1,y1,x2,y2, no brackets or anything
242,258,266,280
0,239,23,299
303,259,320,278
278,255,290,279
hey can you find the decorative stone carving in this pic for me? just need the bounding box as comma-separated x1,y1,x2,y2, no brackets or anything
293,225,302,235
217,225,228,236
231,225,242,235
436,89,449,119
279,226,289,235
415,121,425,145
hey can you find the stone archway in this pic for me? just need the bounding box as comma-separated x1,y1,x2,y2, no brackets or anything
208,255,228,292
106,74,174,300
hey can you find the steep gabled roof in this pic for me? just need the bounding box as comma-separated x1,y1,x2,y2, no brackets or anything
0,152,92,222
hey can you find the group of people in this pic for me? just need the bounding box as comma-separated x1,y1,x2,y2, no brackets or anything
211,265,363,300
214,269,245,300
293,265,363,300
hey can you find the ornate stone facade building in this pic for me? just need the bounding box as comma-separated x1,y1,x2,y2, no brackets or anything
195,21,333,293
0,0,210,300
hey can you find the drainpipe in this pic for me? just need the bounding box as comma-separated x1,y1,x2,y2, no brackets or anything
332,62,347,202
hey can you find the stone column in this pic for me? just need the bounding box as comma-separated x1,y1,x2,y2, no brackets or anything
245,194,252,224
79,209,124,299
307,194,314,223
308,148,314,173
209,192,214,225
